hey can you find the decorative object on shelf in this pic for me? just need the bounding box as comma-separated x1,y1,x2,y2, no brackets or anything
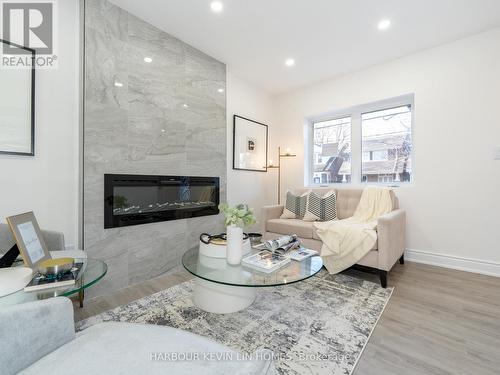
218,203,256,265
267,146,297,204
0,39,35,156
233,115,268,172
6,212,51,270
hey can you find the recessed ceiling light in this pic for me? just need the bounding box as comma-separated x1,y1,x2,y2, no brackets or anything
183,103,189,108
210,1,223,13
114,81,123,87
285,58,295,67
218,88,224,93
144,57,153,63
378,19,391,30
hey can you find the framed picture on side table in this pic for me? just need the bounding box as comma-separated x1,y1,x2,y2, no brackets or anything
233,115,268,172
6,212,50,270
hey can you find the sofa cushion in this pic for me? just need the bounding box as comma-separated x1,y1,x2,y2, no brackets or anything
266,219,314,239
280,191,309,219
303,190,337,222
335,189,364,219
324,188,398,219
21,322,275,375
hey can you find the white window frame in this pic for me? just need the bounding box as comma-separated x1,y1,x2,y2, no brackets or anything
304,94,415,187
305,113,353,187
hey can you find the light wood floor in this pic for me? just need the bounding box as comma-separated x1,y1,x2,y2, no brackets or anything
73,262,500,375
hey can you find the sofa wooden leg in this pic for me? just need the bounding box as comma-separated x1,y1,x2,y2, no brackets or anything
399,254,405,265
379,270,387,288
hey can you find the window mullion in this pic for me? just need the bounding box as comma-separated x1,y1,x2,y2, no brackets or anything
350,112,362,184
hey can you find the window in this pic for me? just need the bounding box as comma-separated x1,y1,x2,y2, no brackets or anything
312,116,351,184
378,174,394,183
363,150,389,161
306,95,413,185
362,105,412,183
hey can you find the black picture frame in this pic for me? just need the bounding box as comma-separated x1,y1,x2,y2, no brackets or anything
0,39,36,156
233,115,268,172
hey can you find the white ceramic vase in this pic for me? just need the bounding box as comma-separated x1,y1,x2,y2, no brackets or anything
226,225,243,265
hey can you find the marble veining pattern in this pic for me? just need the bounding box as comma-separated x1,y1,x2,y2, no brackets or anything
77,270,393,375
84,0,226,297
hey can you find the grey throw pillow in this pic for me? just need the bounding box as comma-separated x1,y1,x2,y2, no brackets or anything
281,191,309,219
303,190,337,222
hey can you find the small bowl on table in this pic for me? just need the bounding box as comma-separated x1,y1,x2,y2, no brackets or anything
247,233,263,246
38,257,75,277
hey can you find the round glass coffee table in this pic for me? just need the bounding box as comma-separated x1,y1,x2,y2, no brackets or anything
182,248,323,314
0,258,107,308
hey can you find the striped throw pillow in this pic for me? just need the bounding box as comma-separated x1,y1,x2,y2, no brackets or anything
280,191,309,219
303,190,337,222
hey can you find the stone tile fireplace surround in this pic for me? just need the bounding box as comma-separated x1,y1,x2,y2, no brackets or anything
83,0,226,297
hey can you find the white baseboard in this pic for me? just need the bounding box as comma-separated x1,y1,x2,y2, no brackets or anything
405,249,500,278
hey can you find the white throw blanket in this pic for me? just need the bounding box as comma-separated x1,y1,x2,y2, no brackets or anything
314,187,393,274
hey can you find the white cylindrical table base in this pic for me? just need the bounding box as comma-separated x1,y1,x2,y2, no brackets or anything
193,278,256,314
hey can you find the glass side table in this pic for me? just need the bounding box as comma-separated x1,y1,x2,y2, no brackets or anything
0,258,107,308
182,247,323,314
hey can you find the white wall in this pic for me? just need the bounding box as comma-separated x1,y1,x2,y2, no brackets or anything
0,0,80,248
2,4,499,277
226,72,276,230
273,28,500,273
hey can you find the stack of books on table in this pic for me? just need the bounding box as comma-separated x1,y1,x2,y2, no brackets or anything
243,234,319,273
242,250,290,273
24,262,83,292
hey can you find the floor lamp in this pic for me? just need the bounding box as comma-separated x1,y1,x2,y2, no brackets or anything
267,146,296,204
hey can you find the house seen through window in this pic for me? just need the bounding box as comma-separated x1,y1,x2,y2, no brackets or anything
312,116,351,184
308,96,413,185
362,105,412,183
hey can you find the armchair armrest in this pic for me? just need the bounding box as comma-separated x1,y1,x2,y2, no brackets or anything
41,229,65,251
261,205,284,233
0,297,75,374
377,209,406,271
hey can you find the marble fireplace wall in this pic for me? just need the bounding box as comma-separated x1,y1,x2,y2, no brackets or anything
83,0,226,297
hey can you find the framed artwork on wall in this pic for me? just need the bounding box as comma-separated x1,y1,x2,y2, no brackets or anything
233,115,268,172
0,39,35,156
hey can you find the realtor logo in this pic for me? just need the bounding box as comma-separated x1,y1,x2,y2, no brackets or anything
1,0,57,68
2,2,52,54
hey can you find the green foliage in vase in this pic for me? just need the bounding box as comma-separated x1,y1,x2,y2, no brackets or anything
218,202,256,228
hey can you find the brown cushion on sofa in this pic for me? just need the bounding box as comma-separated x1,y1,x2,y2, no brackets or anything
266,219,314,239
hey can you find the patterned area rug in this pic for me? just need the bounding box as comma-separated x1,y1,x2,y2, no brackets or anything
77,270,393,375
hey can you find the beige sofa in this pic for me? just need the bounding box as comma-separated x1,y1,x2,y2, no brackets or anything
262,188,406,287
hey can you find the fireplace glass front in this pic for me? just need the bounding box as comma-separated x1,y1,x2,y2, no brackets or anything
104,174,219,228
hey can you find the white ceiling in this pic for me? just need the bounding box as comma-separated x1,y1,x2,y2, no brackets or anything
111,0,500,94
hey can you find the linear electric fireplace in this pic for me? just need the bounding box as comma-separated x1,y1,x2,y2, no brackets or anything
104,174,220,229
